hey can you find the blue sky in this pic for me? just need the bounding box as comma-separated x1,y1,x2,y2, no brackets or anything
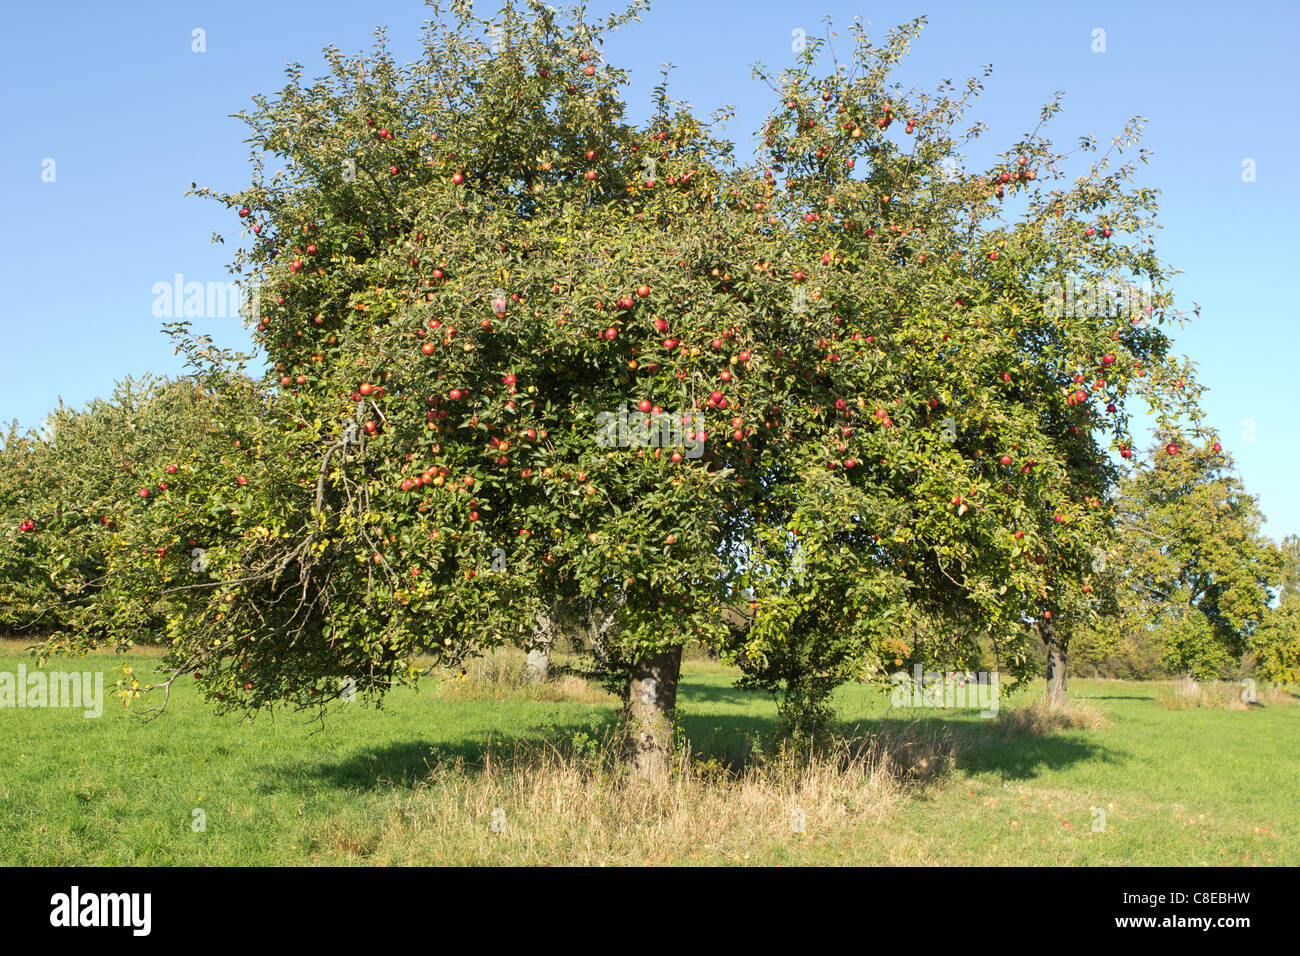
1,0,1297,536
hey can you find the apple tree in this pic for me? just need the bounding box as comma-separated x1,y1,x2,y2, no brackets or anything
0,374,243,646
106,1,1213,769
117,0,808,777
715,17,1205,720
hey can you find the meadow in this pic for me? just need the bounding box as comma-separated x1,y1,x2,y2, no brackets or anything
0,640,1294,866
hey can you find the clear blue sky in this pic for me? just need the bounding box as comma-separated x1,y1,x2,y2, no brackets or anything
2,0,1297,536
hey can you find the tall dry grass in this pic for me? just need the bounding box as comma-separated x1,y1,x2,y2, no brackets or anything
422,647,617,704
997,698,1109,734
1158,679,1296,711
312,724,958,865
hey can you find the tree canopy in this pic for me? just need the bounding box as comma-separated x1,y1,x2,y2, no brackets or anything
20,0,1233,768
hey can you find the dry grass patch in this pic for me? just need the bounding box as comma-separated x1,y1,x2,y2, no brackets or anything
427,648,617,704
997,698,1109,735
1159,679,1296,711
317,724,957,865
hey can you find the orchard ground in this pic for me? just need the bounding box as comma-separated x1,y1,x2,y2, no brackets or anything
0,639,1293,866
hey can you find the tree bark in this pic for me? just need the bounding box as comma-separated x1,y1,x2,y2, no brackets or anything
523,604,564,685
1040,618,1068,708
624,645,683,781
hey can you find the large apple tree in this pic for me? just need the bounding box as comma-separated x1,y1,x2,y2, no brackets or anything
102,0,800,777
96,1,1206,769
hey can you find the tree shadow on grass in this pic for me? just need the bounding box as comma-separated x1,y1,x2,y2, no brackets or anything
256,718,612,793
836,713,1125,783
676,679,773,709
678,711,783,767
257,680,1123,793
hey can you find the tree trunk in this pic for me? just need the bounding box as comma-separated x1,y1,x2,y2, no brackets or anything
624,645,683,781
523,604,564,685
1041,618,1068,708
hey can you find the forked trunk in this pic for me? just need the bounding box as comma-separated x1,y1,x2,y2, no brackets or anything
1041,618,1068,708
624,645,682,781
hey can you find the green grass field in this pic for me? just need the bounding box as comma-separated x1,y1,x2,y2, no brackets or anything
1,642,1294,866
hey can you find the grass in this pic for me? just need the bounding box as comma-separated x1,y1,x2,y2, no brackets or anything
0,640,1295,865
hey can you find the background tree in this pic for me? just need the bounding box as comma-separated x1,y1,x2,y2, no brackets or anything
0,373,245,645
1251,535,1300,684
1107,440,1281,688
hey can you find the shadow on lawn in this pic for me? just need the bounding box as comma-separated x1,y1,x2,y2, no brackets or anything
276,712,784,791
676,680,772,708
274,685,1117,792
268,723,599,791
838,713,1122,782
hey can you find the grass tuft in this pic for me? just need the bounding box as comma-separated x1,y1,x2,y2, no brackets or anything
997,697,1109,734
1159,680,1296,710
